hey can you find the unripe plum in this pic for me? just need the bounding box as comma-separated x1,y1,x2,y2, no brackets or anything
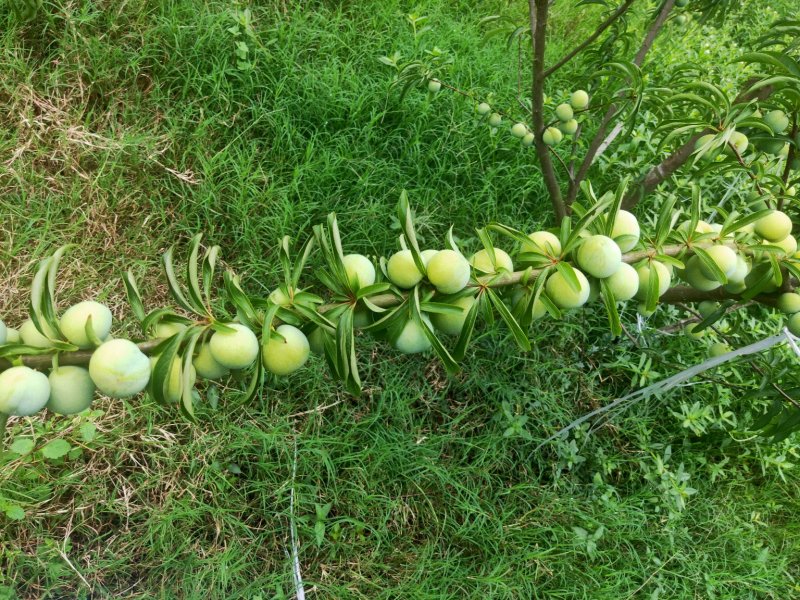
523,231,561,256
709,342,730,357
209,323,259,370
610,210,640,252
431,296,475,336
420,249,438,266
262,325,310,376
470,248,513,274
476,102,491,116
555,103,573,122
60,300,113,348
605,262,639,301
522,132,535,147
193,343,230,380
675,0,689,6
269,288,292,306
154,321,188,338
307,327,326,355
768,235,797,256
0,366,50,417
427,79,441,93
559,119,578,135
511,122,528,138
576,235,622,279
698,301,718,318
47,366,95,415
724,281,746,294
488,113,502,127
20,318,56,348
635,261,671,299
393,315,433,354
727,254,750,284
723,131,748,155
6,327,20,343
426,250,471,294
150,355,196,403
543,127,563,146
570,90,589,110
764,110,789,134
342,254,376,289
678,220,714,235
89,339,151,398
699,245,737,281
637,303,656,317
777,292,800,314
694,134,720,161
674,14,688,25
684,323,706,339
387,250,424,289
789,313,800,336
754,210,792,242
545,268,590,309
683,256,721,291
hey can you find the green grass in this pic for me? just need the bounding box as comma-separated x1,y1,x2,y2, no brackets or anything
1,0,800,598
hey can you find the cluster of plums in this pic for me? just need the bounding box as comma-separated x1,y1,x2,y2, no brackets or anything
473,90,589,148
695,109,795,162
0,304,310,418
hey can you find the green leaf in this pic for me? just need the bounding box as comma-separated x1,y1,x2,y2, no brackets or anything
692,247,728,284
644,261,660,313
202,245,221,307
410,289,460,375
291,236,316,288
41,439,71,460
452,293,483,362
223,271,258,328
186,233,210,316
356,283,392,300
397,191,426,274
162,245,198,314
599,279,622,337
721,209,773,237
9,437,34,456
180,329,203,421
79,422,97,443
4,505,25,520
149,329,187,406
487,289,531,352
124,270,146,324
555,261,581,293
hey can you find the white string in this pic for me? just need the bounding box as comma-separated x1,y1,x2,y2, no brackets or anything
536,332,796,451
289,438,305,600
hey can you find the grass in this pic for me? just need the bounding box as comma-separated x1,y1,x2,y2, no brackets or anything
1,0,800,598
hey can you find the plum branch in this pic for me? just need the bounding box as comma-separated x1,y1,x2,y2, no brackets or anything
1,239,790,375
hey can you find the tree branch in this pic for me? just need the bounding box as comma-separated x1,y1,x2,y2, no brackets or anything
530,0,567,221
660,285,778,307
567,0,676,206
2,240,785,374
543,0,638,79
623,79,776,209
